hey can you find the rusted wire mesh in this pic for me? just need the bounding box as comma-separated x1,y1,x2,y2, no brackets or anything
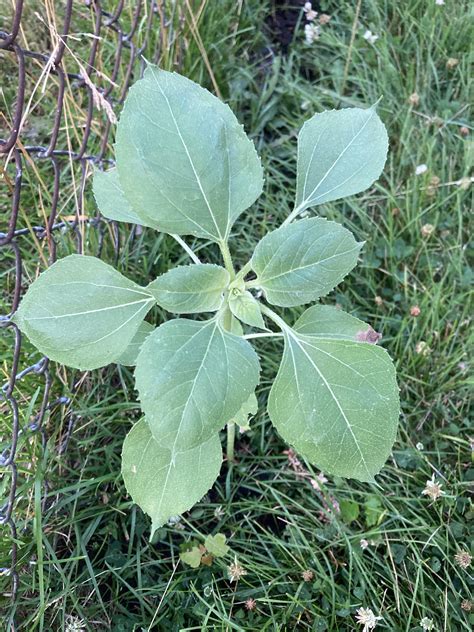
0,1,173,627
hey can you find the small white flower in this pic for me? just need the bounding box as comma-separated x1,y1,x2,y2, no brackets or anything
304,23,320,44
415,163,428,175
435,0,445,5
360,538,369,550
227,557,247,582
422,475,444,501
416,442,424,451
363,30,379,44
304,2,318,21
420,616,435,630
355,607,382,630
65,616,86,632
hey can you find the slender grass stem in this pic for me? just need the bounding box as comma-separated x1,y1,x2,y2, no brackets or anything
171,234,201,264
226,421,236,463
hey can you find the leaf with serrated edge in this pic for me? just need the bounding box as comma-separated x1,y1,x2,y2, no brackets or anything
148,264,229,313
121,419,222,537
251,218,363,307
268,308,399,481
135,318,260,451
115,65,263,241
296,105,388,212
229,290,265,329
13,255,154,370
93,167,152,226
117,321,155,366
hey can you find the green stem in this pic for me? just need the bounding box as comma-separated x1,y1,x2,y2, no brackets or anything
259,303,291,333
244,332,284,340
234,260,253,283
222,304,233,331
245,278,260,289
226,421,236,463
281,201,307,227
219,240,235,278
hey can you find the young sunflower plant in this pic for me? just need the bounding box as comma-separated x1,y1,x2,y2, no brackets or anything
15,66,399,536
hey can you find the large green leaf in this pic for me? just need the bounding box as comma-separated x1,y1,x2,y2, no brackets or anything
268,308,399,481
14,255,154,370
121,418,222,536
115,66,263,241
93,167,150,226
135,318,260,450
147,264,229,313
296,105,388,212
117,321,155,366
251,218,363,307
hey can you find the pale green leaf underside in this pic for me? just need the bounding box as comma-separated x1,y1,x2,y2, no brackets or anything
229,290,265,329
296,105,388,211
147,264,229,313
135,318,260,451
251,218,363,307
268,309,399,481
13,255,154,370
117,321,155,366
93,167,151,226
232,392,258,430
115,65,264,241
121,418,222,536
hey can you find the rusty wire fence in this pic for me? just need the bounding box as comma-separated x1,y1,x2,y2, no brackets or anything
0,1,183,627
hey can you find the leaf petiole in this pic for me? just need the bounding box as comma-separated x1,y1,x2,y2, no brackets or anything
234,260,253,283
281,201,307,227
219,240,236,278
259,303,291,333
243,332,283,340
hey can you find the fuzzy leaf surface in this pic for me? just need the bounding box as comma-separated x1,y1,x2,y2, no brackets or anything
135,318,260,450
93,167,150,226
229,290,265,329
296,105,388,211
268,308,399,481
14,255,154,370
148,264,229,313
115,66,263,241
121,419,222,536
251,218,362,307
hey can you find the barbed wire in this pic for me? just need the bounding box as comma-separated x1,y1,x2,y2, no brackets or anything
0,2,167,628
